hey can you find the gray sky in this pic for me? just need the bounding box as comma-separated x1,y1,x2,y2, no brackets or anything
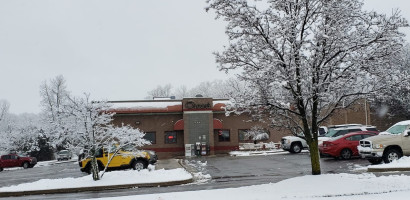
0,0,409,114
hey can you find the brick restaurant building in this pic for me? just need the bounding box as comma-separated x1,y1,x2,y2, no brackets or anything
109,97,289,159
109,97,372,159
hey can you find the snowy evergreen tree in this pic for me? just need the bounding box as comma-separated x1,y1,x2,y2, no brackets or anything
207,0,409,175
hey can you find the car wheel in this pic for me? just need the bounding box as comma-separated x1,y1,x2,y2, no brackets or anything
368,158,383,164
84,163,92,174
383,149,401,163
23,162,29,169
98,162,105,171
340,149,352,160
132,160,146,171
290,143,302,154
0,167,3,172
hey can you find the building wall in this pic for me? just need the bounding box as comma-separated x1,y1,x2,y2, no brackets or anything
112,114,185,158
213,113,290,154
324,99,371,126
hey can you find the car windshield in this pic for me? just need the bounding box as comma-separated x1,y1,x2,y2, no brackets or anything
325,129,339,137
59,150,69,155
385,125,408,135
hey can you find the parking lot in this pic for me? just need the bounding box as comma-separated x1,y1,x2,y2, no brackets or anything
1,151,396,199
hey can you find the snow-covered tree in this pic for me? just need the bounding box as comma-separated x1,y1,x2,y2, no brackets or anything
174,85,189,99
0,113,43,155
371,44,410,121
207,0,408,175
148,78,247,99
39,75,72,150
145,84,173,99
59,94,150,181
0,99,9,123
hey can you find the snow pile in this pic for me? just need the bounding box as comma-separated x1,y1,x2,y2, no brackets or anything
192,172,212,184
110,101,181,109
272,173,410,198
0,168,192,192
368,156,410,169
184,160,211,184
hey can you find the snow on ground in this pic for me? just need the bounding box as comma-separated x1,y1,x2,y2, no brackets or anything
2,154,410,199
85,173,410,200
0,168,192,192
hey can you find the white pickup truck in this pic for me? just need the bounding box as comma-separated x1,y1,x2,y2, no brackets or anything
281,126,327,153
281,124,377,153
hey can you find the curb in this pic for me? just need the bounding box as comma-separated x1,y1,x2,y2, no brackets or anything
0,160,194,198
368,167,410,172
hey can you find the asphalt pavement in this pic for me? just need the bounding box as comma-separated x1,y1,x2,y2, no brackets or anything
0,159,193,198
0,152,409,198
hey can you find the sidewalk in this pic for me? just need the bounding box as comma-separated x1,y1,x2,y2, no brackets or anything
0,159,193,198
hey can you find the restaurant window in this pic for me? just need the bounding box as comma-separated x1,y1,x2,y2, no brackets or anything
239,129,269,141
215,129,230,142
165,131,177,144
238,129,249,142
143,132,156,144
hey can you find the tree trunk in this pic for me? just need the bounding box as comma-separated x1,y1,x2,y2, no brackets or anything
308,140,321,175
91,156,100,181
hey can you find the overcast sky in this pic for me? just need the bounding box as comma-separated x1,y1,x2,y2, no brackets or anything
1,0,409,114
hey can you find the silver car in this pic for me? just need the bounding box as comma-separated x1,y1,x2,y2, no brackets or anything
57,150,72,161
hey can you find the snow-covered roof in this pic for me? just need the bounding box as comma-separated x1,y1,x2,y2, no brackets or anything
108,100,232,114
108,101,182,114
212,100,231,111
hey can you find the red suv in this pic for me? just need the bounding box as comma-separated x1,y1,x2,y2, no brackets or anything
0,154,37,171
319,131,378,159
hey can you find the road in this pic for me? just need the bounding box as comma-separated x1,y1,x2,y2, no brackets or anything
0,152,400,200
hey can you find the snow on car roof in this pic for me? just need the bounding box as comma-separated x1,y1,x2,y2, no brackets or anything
333,126,375,130
393,120,410,126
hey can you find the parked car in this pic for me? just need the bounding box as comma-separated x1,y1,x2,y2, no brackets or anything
281,126,327,153
57,150,72,161
319,131,379,159
145,150,158,164
0,153,37,171
120,144,158,164
358,120,410,164
78,146,152,174
318,125,378,146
